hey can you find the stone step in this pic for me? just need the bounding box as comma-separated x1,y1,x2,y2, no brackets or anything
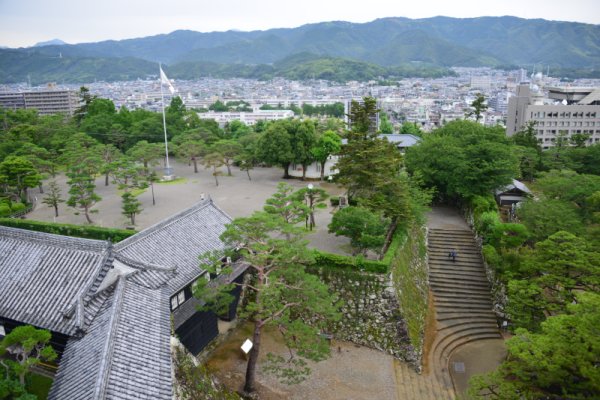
434,295,493,305
430,272,488,283
433,288,492,298
436,311,498,322
430,279,490,289
429,268,487,279
428,236,475,243
429,240,475,245
439,332,502,362
434,291,492,302
429,228,473,235
435,303,494,312
428,234,476,241
437,318,498,331
429,253,481,265
428,246,480,255
433,327,502,361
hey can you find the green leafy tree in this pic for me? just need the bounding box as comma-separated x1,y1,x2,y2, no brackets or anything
291,120,317,181
328,206,389,255
41,180,64,217
256,121,294,178
195,211,340,394
208,100,228,112
488,223,530,250
121,192,143,225
512,120,540,151
405,121,519,202
175,140,205,173
294,185,329,230
570,133,591,148
379,112,394,134
516,198,584,241
126,140,163,172
263,183,309,226
63,136,103,224
466,93,488,122
13,142,57,190
0,156,42,202
0,325,57,386
212,139,242,176
224,120,252,139
400,122,423,136
347,97,379,137
311,130,341,181
469,292,600,399
110,158,147,192
99,144,122,186
73,86,95,125
202,152,224,186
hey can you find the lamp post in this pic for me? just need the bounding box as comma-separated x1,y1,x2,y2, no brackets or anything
306,183,315,231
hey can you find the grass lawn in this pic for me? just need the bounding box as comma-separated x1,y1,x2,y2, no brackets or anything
156,177,187,185
26,374,53,399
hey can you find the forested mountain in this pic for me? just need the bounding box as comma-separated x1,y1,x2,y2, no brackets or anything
1,16,598,83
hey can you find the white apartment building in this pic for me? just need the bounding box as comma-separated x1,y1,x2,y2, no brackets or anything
197,109,294,126
506,85,600,149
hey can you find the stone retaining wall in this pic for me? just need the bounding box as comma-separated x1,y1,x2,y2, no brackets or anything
309,266,417,364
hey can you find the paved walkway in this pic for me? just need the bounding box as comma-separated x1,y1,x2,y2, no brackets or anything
25,160,351,255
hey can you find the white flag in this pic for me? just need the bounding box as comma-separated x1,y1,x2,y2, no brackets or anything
160,65,176,94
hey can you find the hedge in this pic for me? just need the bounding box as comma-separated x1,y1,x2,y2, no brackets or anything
0,218,137,242
312,250,388,273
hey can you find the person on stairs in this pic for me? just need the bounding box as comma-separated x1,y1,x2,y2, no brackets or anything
448,249,458,262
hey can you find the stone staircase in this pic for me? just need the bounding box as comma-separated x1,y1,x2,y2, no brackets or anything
427,228,501,392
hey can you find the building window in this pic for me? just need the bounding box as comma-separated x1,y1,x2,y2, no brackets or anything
171,290,186,310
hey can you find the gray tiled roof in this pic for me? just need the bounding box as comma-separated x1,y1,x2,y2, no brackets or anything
0,227,112,335
1,199,231,400
49,275,172,400
115,198,231,293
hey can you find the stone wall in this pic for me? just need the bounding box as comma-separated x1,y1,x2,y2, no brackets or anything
389,224,428,368
308,266,417,364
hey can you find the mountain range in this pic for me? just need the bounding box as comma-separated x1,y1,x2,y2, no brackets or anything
1,16,599,84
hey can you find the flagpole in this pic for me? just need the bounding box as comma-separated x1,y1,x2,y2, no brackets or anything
159,63,173,178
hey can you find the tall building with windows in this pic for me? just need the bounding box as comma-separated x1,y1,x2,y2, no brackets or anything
506,85,600,149
0,89,80,116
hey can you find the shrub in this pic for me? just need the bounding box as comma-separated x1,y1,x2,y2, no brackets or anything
313,250,388,273
0,204,11,217
470,194,497,217
330,196,339,206
10,202,27,213
382,228,407,265
488,223,530,249
475,210,501,238
482,244,501,269
0,218,136,242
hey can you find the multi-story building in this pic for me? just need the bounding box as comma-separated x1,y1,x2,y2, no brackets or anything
506,85,600,148
0,89,81,116
197,109,294,127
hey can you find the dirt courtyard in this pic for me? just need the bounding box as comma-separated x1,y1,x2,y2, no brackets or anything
25,159,352,255
206,323,452,400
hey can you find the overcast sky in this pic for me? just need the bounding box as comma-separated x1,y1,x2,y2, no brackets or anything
1,0,599,48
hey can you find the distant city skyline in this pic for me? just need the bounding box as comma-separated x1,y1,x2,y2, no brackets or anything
1,0,599,48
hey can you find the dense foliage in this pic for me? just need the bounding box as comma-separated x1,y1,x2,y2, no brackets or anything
0,218,136,242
